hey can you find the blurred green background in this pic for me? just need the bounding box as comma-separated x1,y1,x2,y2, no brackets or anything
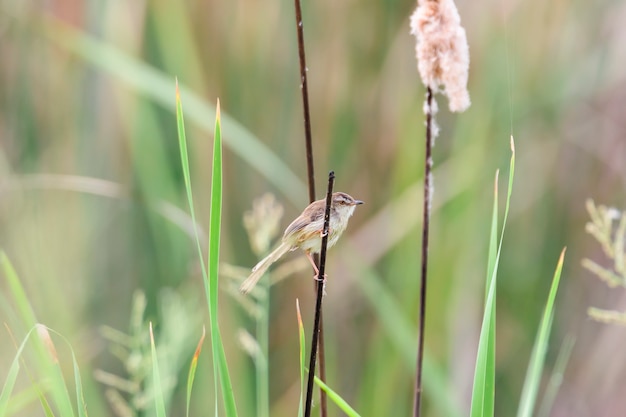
1,0,625,416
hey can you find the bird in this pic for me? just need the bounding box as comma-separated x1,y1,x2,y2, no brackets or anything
239,192,363,294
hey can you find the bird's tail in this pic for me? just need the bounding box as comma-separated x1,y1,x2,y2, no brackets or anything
240,242,292,294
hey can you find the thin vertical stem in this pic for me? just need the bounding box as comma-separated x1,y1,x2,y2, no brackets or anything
413,87,433,417
304,171,335,417
294,0,316,203
293,0,328,415
257,278,270,417
317,314,328,414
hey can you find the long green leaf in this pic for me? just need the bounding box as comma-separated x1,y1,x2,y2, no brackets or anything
1,325,89,417
296,300,305,417
0,252,37,331
149,323,167,417
175,83,215,412
176,91,237,416
313,376,361,417
186,327,206,417
209,102,238,417
0,327,35,417
1,254,75,417
175,81,208,283
517,249,567,417
536,335,575,417
41,327,89,417
470,137,516,417
71,350,88,417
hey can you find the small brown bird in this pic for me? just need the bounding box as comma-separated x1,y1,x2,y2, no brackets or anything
240,192,363,294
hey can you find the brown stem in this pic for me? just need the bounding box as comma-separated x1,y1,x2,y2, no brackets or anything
293,0,327,414
304,171,335,417
294,0,316,203
413,87,433,417
317,314,328,414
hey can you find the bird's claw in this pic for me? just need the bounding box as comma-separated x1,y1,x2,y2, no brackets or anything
313,274,327,282
314,274,328,296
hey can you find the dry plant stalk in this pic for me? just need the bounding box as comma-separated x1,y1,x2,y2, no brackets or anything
409,1,470,416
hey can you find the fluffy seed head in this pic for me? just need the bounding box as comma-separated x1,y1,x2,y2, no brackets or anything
410,0,471,112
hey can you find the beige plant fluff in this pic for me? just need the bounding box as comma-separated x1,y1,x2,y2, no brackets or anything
410,0,470,112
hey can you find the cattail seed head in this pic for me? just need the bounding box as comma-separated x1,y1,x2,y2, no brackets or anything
410,0,471,112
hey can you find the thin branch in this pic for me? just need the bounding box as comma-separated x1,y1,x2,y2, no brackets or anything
304,171,335,417
413,87,433,417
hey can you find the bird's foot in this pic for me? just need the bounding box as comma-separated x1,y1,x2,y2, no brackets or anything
319,228,331,239
314,274,328,296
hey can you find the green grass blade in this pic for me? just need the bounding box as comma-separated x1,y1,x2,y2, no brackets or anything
46,327,89,417
470,261,497,417
215,337,237,416
176,92,237,416
0,254,41,416
41,400,55,417
0,359,18,417
469,172,499,417
1,251,37,330
313,376,361,417
39,351,75,416
1,325,88,417
517,248,567,417
0,327,36,417
149,323,167,417
207,102,223,413
1,254,75,417
2,385,47,415
44,18,306,206
186,327,206,417
470,137,516,417
537,335,575,417
175,81,209,285
175,84,219,414
71,352,88,417
296,300,305,417
39,327,89,417
209,102,238,417
480,165,500,416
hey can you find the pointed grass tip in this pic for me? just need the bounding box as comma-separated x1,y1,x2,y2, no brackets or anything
193,326,207,360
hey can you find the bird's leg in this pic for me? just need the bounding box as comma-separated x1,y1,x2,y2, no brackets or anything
305,251,319,275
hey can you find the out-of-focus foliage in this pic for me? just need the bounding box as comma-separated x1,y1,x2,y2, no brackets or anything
584,200,626,325
1,0,625,416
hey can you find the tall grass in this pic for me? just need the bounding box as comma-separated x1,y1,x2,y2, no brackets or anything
175,89,237,416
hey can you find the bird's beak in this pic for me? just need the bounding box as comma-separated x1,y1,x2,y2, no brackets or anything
354,200,364,205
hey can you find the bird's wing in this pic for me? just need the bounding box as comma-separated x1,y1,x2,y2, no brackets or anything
284,212,315,237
